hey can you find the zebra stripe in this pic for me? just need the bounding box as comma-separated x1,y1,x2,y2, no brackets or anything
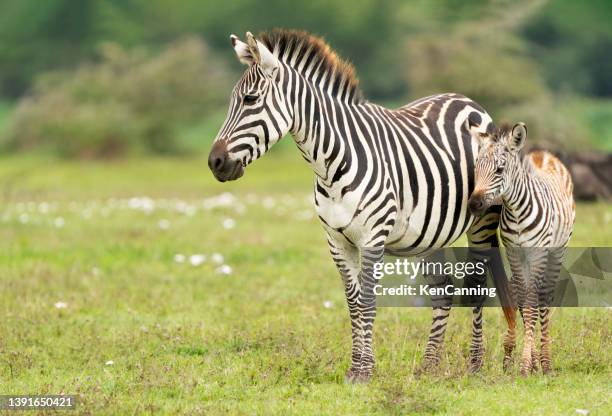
209,29,512,382
468,122,575,375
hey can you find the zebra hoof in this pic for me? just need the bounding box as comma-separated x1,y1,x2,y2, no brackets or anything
344,369,371,384
519,362,532,377
415,358,439,376
468,348,484,373
502,356,514,372
468,359,483,374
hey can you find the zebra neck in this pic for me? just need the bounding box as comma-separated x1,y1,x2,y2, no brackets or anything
501,158,532,216
289,83,365,185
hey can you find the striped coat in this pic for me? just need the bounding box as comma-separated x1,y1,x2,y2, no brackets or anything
468,122,575,375
209,29,512,382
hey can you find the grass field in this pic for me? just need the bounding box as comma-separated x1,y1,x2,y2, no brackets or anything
1,150,610,415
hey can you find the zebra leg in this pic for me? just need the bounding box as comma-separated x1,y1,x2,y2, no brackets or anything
505,247,526,371
502,306,517,372
354,245,385,382
519,304,537,376
539,307,552,374
539,248,563,374
465,205,512,372
519,250,547,376
327,237,364,383
462,247,488,374
421,306,452,372
420,251,453,373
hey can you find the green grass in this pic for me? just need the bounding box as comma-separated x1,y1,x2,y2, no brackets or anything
0,151,610,415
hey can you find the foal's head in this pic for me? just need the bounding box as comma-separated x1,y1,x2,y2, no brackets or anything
467,122,527,216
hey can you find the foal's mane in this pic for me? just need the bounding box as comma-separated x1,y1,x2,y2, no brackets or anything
259,29,364,103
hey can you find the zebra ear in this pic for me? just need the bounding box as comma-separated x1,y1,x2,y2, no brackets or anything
508,122,527,151
245,32,279,77
245,32,261,63
256,40,279,76
231,34,256,66
465,118,484,142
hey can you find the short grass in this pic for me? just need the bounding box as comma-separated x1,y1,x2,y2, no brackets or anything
0,150,610,415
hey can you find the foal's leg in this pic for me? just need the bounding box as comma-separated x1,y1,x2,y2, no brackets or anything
538,248,564,374
520,250,548,376
465,205,512,372
504,246,528,371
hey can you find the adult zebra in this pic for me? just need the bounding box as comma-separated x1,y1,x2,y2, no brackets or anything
208,29,512,382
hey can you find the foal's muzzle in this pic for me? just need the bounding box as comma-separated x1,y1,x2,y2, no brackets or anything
468,193,488,216
208,140,244,182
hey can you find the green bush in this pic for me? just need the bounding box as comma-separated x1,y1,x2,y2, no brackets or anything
403,7,587,151
4,37,232,158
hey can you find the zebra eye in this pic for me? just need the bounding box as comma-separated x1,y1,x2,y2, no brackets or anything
243,94,258,104
495,166,504,174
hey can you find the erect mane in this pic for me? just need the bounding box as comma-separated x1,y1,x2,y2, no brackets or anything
492,123,513,142
259,29,364,103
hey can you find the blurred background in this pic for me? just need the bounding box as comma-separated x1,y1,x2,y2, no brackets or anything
0,0,610,199
0,3,610,410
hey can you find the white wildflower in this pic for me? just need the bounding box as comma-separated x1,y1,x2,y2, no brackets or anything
211,253,224,264
189,254,206,266
158,219,170,230
54,302,68,309
38,202,50,214
323,300,333,309
174,254,186,263
262,197,276,209
216,264,232,275
222,218,236,229
202,192,237,210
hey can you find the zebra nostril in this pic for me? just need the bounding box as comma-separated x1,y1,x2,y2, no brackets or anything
213,156,223,170
208,147,227,172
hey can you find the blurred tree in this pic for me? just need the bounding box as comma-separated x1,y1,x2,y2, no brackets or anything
402,0,589,150
404,1,547,109
0,0,405,100
4,37,231,158
523,0,612,97
0,0,98,97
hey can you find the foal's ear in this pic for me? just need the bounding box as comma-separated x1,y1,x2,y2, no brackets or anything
508,122,527,151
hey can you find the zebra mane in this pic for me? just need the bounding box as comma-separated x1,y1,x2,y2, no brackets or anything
259,29,364,103
492,123,513,142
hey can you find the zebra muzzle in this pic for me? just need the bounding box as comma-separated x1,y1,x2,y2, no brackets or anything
208,140,244,182
468,195,487,216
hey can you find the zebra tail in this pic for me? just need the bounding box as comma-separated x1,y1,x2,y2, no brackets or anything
488,243,516,329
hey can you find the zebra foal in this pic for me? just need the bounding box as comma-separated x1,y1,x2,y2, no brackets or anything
209,29,513,382
468,122,575,375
